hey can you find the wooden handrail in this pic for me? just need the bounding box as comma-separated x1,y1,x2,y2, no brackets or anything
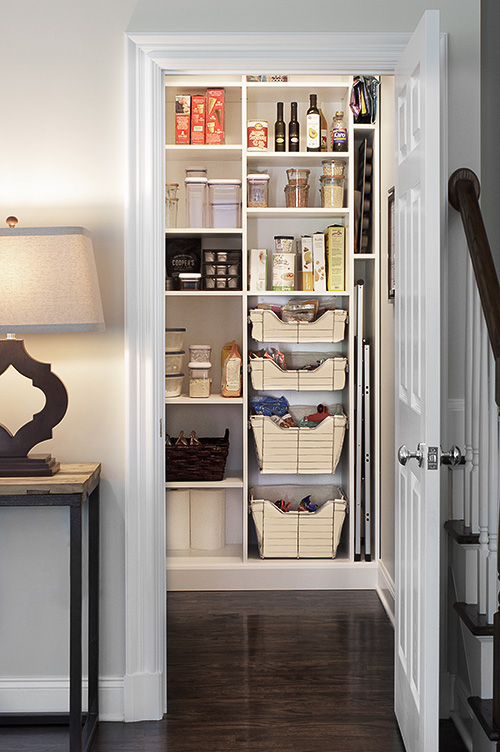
448,167,500,733
449,169,500,408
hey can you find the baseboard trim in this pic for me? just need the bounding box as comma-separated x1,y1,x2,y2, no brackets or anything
376,559,395,626
0,677,125,721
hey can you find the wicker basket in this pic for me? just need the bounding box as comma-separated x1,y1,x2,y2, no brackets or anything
166,429,230,481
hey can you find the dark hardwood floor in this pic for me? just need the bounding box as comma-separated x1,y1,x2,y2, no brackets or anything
0,591,467,752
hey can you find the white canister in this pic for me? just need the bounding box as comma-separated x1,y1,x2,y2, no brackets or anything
166,490,190,550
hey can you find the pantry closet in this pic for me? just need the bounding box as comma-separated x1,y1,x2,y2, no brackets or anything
163,73,389,591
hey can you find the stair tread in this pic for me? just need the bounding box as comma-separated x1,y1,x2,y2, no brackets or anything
453,602,494,636
444,519,480,544
468,697,500,741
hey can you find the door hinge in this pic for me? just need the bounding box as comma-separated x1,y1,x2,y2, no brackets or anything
160,418,163,438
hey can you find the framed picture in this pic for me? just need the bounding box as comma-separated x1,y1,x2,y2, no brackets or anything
387,186,395,301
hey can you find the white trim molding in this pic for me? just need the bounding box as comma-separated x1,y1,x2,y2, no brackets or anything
0,677,125,722
124,30,410,721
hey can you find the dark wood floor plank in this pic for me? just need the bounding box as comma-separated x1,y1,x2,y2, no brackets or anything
0,591,467,751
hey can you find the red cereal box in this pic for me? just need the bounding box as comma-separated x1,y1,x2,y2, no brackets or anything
206,89,224,144
175,95,191,144
191,95,205,145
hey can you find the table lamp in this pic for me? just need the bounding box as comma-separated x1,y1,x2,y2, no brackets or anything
0,218,105,477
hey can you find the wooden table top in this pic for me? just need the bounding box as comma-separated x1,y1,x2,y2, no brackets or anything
0,463,101,495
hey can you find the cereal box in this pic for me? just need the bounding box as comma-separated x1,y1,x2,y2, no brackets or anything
326,225,345,291
206,89,225,144
175,95,191,145
191,95,205,145
248,248,267,292
272,253,295,291
312,233,327,292
299,235,314,291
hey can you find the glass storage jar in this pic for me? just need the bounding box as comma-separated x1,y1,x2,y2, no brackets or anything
319,175,345,208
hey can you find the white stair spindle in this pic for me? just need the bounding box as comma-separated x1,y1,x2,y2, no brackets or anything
470,286,481,535
464,257,474,529
478,315,490,615
487,344,500,622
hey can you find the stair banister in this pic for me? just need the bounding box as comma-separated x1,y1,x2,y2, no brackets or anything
449,167,500,731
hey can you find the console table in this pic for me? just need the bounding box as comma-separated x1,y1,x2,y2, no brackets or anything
0,463,101,752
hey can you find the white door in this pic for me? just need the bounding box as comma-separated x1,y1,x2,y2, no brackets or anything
394,10,442,752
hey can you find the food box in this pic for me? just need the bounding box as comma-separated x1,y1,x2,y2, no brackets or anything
250,407,347,475
248,248,267,291
175,95,191,144
249,355,347,391
300,235,314,291
313,232,327,292
249,307,347,343
272,252,295,291
190,95,205,145
249,484,347,558
327,225,346,292
206,88,225,144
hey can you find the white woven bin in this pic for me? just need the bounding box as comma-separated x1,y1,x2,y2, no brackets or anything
250,407,347,475
249,308,347,343
249,485,347,558
249,355,347,391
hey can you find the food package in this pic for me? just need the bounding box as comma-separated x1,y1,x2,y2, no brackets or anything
191,95,205,145
299,236,314,291
175,95,191,144
248,248,267,291
313,232,327,292
326,225,345,292
206,88,225,144
272,252,295,291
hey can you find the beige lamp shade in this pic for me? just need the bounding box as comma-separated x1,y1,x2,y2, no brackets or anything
0,226,104,332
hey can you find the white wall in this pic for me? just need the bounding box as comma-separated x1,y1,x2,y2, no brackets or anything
0,0,480,720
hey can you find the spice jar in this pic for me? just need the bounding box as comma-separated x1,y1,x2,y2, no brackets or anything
188,361,212,398
319,175,345,208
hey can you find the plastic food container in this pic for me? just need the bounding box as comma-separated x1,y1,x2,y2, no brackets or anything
185,166,207,178
165,327,186,352
322,160,345,177
178,272,202,290
285,184,309,208
188,361,212,398
274,235,294,253
247,174,270,207
165,373,184,398
189,344,212,363
165,350,185,374
320,175,345,208
165,197,178,228
185,177,207,227
286,168,310,185
208,179,242,228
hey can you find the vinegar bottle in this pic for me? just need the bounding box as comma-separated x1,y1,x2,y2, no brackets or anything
288,101,299,151
330,110,348,152
319,108,328,151
221,340,242,397
306,94,321,152
274,101,286,152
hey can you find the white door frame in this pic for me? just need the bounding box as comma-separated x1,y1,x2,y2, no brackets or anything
124,30,412,721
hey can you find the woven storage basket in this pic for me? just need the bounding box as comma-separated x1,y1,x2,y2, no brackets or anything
166,428,230,481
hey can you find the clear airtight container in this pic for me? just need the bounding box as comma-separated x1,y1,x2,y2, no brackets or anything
207,179,242,228
165,327,185,352
165,373,184,398
320,175,345,208
188,362,212,398
165,350,185,374
185,177,207,227
189,344,212,363
247,174,270,208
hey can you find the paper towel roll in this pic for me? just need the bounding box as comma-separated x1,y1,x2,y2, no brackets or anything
190,490,226,550
166,490,190,550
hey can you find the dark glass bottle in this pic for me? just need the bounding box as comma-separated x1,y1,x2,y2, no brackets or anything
274,101,286,152
306,94,321,152
288,101,299,151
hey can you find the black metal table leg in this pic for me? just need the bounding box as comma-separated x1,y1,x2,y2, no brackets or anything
70,500,83,752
